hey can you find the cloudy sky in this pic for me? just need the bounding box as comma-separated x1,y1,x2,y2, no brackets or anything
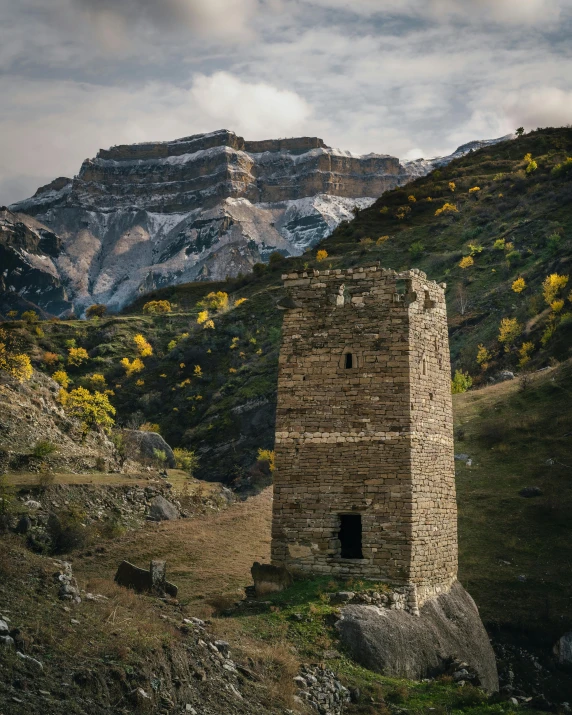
1,0,571,204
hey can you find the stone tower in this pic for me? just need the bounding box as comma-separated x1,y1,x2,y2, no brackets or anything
271,264,457,606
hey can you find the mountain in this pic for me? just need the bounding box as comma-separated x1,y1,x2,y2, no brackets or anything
0,208,73,317
402,133,515,178
8,130,404,314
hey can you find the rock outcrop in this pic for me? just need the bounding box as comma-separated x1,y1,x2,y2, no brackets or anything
0,208,72,316
335,580,499,692
121,429,176,468
8,130,404,312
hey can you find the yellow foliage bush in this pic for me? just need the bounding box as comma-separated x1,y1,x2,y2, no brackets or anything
120,357,144,376
316,249,328,262
234,298,248,307
434,203,458,216
198,291,229,312
194,365,202,377
52,370,70,388
59,386,115,435
408,195,416,203
498,317,522,352
469,186,480,193
376,236,389,245
542,273,569,305
448,182,456,192
134,334,152,357
89,373,107,390
142,300,171,314
67,347,89,366
518,341,535,368
197,310,209,325
0,329,33,382
476,344,491,370
257,448,275,472
203,319,215,330
512,277,526,293
551,299,564,313
140,422,160,433
459,256,474,269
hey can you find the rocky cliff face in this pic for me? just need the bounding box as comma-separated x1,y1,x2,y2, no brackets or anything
8,130,405,313
0,208,73,316
6,129,514,315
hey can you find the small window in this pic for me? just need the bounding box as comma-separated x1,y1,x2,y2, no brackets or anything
345,353,353,369
422,357,427,375
338,514,363,559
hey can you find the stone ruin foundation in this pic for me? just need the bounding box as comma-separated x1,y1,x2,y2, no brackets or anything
271,264,458,608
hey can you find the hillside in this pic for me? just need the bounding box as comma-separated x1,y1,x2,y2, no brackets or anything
7,130,404,313
4,127,572,484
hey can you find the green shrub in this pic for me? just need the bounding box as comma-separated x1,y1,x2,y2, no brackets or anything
451,370,473,394
552,157,572,178
174,448,199,476
32,440,57,458
47,506,89,553
409,241,425,260
153,448,167,465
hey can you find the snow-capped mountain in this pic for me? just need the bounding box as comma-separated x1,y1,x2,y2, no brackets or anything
5,129,515,315
8,130,404,313
402,134,515,178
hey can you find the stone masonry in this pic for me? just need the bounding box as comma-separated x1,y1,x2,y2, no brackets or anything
271,263,457,606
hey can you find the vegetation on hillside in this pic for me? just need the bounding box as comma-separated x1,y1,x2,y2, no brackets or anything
1,127,571,482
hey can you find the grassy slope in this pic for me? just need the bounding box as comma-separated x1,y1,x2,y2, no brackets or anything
7,127,571,483
455,360,572,639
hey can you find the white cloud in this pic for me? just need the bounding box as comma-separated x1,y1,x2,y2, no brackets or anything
502,87,572,130
189,72,312,139
0,73,314,204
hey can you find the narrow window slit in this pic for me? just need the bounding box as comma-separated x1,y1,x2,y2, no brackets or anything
345,353,353,369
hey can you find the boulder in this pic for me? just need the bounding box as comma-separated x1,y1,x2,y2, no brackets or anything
519,487,543,498
149,495,179,521
121,429,176,468
114,560,178,598
336,581,498,692
251,562,293,596
554,632,572,664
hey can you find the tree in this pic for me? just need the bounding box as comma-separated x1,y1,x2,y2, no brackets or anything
21,310,38,324
143,300,172,314
476,344,491,370
454,283,469,316
316,249,328,262
85,304,107,319
511,277,526,293
197,291,229,312
451,370,473,394
542,273,568,305
59,387,115,435
516,127,524,137
434,203,458,217
0,328,33,382
120,357,144,376
133,334,153,357
52,370,70,388
498,317,522,352
518,341,534,368
67,347,89,366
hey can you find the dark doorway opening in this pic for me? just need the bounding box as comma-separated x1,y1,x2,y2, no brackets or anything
338,514,363,558
345,353,353,369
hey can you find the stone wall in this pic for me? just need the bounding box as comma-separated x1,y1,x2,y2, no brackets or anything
271,264,457,602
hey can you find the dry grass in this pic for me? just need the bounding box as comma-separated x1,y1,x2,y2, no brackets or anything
5,468,215,493
73,487,273,617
